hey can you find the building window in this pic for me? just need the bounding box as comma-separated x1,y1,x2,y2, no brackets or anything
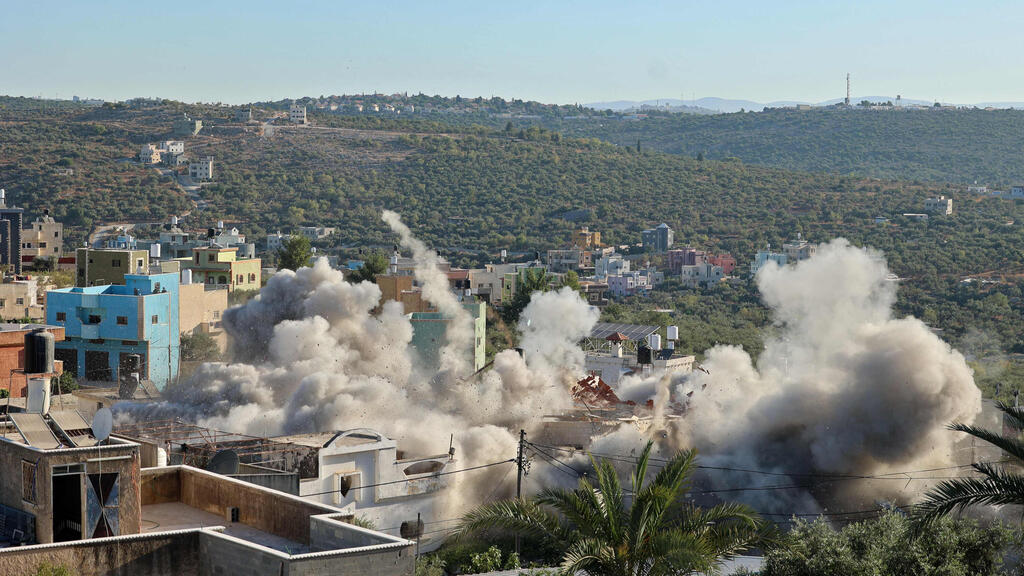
111,259,121,267
151,315,159,324
212,310,220,319
137,259,144,269
0,299,6,307
56,312,66,322
208,254,215,262
206,277,214,284
15,298,23,305
39,242,46,248
55,231,59,237
236,274,243,284
116,316,127,325
248,273,256,282
22,461,36,504
88,315,101,324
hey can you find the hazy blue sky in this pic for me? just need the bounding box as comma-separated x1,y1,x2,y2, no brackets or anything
2,1,1021,105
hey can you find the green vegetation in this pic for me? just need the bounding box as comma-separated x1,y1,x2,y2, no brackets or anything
348,251,388,284
180,332,221,362
277,234,312,271
915,401,1024,525
50,371,78,395
455,442,772,575
33,564,76,576
763,513,1015,576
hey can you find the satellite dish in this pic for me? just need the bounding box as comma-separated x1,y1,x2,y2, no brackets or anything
206,450,240,475
92,408,113,443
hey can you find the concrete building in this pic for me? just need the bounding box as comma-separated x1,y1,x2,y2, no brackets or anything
266,231,290,253
290,104,307,124
47,272,180,389
925,195,954,215
178,282,229,352
76,247,149,287
582,323,695,386
546,248,590,273
606,271,651,299
188,156,214,181
0,419,414,575
0,190,25,274
22,210,63,264
680,262,724,288
665,247,707,274
161,140,184,155
708,253,737,275
409,300,487,372
0,276,45,320
172,114,202,137
183,245,261,292
750,249,787,275
571,227,601,249
139,143,161,164
903,213,930,221
0,323,64,398
234,107,253,122
782,235,816,263
297,226,336,240
641,223,674,253
594,253,629,278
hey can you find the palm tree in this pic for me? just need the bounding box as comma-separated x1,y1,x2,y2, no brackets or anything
915,401,1024,524
454,441,773,575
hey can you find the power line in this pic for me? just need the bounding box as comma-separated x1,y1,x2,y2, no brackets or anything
301,458,515,498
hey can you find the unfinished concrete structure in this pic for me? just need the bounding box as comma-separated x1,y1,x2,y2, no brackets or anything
0,417,415,575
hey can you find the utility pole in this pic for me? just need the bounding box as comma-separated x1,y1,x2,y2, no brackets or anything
415,512,421,560
515,429,526,555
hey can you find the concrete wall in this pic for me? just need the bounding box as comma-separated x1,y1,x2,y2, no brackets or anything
0,439,142,544
289,547,413,576
0,529,200,576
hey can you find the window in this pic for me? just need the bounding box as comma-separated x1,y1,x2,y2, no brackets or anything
54,231,59,237
37,225,43,231
137,259,144,268
39,242,46,248
212,310,220,319
208,254,215,262
88,315,101,324
22,461,36,503
248,273,256,282
206,277,214,284
116,316,127,325
151,315,159,324
56,312,66,322
0,299,5,307
15,298,23,305
236,274,243,283
111,259,121,267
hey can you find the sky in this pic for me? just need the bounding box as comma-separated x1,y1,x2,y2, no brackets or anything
2,0,1022,106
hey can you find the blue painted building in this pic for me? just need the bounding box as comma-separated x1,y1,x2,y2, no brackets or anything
46,272,180,389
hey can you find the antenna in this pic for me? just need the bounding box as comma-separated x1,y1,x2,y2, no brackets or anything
845,73,851,106
91,407,113,444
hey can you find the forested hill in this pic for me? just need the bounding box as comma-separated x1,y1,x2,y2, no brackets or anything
513,107,1024,186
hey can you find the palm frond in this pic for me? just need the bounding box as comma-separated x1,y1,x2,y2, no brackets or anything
995,401,1024,432
913,461,1024,525
560,537,619,576
452,497,572,546
948,422,1024,462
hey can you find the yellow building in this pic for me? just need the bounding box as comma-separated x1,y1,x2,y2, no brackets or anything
375,274,433,313
183,246,261,291
178,282,229,351
571,227,602,249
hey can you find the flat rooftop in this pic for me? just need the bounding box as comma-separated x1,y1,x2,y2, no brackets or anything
142,502,309,554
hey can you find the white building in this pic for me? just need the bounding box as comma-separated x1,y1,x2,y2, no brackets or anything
903,213,930,221
751,250,787,275
925,195,953,215
606,271,650,298
161,140,185,155
188,156,214,180
298,226,336,240
782,234,815,263
680,262,724,288
266,231,290,252
139,144,161,164
289,104,307,124
595,253,630,278
276,429,452,529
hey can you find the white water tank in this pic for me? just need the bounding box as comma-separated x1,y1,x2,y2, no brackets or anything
150,244,161,258
217,220,224,229
171,215,179,226
156,447,168,467
666,325,679,340
500,249,507,261
26,377,51,414
648,334,662,351
181,269,192,285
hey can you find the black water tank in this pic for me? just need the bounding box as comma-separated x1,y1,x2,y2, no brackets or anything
124,354,142,374
25,329,54,374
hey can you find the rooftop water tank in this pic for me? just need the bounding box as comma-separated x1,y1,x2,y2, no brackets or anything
25,329,54,374
666,325,679,340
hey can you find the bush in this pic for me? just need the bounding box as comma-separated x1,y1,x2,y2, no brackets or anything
763,512,1016,576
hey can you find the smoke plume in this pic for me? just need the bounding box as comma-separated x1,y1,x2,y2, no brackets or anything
670,239,981,512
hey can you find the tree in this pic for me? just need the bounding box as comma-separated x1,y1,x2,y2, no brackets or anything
180,331,222,362
277,235,312,271
349,251,388,283
560,270,581,292
914,401,1024,524
764,513,1013,576
454,441,772,575
501,268,551,324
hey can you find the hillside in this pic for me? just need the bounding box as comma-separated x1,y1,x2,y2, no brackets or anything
523,107,1024,185
3,98,1024,360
